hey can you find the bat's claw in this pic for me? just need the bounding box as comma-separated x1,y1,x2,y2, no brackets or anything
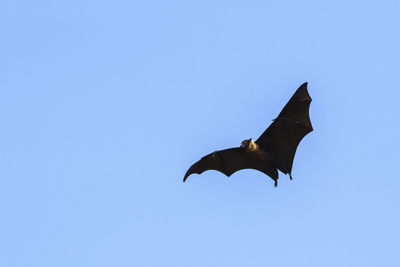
274,180,278,187
289,173,293,180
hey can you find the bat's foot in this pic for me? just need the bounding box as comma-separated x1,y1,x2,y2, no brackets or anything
289,173,293,180
274,180,278,187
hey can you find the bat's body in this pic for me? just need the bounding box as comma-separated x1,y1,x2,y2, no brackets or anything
184,82,313,187
241,139,270,161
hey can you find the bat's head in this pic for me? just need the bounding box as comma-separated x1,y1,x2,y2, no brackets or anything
240,138,252,149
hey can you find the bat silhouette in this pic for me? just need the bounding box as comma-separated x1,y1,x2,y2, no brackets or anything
183,82,313,187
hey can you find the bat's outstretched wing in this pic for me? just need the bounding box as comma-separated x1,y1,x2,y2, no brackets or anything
183,148,278,184
256,82,313,177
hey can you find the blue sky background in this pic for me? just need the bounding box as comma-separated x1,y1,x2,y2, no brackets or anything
1,1,400,266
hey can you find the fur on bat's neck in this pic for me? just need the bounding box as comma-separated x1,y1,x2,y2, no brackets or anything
240,139,259,152
241,138,272,162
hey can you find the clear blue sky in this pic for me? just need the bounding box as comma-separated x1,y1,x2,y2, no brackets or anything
1,1,399,266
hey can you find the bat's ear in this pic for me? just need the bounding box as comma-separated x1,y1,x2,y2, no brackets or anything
249,138,252,141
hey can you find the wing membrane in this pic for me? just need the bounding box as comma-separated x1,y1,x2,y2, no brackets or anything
256,82,312,175
183,148,278,182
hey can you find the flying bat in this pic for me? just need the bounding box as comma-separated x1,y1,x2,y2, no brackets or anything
183,82,313,187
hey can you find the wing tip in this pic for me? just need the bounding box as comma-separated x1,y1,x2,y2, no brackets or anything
183,165,196,182
183,168,198,182
294,82,312,102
